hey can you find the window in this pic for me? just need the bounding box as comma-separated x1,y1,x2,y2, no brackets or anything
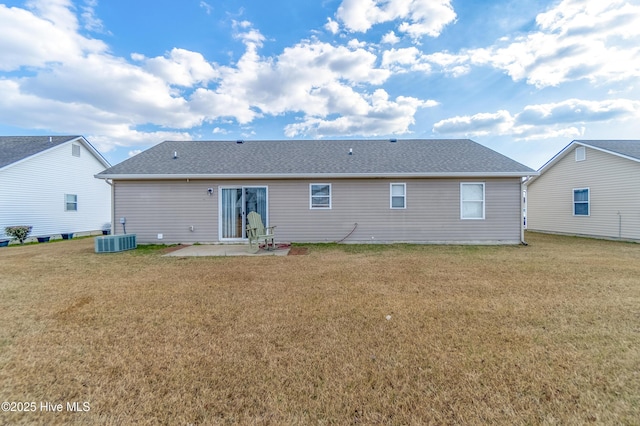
65,194,78,211
575,146,585,161
461,183,485,219
573,188,589,216
390,183,406,209
310,184,331,209
72,144,81,157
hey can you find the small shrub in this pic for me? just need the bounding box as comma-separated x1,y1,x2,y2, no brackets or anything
5,226,32,244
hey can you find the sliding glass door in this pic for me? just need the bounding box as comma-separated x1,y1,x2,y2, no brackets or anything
220,186,267,240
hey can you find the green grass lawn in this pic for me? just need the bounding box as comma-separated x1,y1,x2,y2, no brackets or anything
0,232,638,424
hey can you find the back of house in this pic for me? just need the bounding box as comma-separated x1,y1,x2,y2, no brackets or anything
96,139,536,245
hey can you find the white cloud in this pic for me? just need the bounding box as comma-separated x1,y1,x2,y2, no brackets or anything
324,17,340,34
516,98,640,125
381,31,400,44
199,1,213,15
80,0,108,33
466,0,640,87
336,0,456,39
347,38,367,49
0,1,439,154
382,47,430,73
284,89,436,138
134,48,218,87
0,1,107,71
433,98,640,140
423,52,469,76
192,35,393,123
433,110,514,136
400,0,640,87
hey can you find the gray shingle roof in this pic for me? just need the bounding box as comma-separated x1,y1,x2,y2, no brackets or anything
0,136,81,169
576,140,640,161
97,139,536,178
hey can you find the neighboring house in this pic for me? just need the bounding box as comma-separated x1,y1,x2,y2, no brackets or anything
0,136,112,240
526,140,640,241
95,139,537,245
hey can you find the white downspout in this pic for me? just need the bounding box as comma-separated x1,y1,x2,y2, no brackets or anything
521,179,527,245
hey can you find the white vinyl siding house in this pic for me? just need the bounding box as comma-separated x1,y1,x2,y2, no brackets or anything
526,140,640,241
97,139,536,245
0,136,111,240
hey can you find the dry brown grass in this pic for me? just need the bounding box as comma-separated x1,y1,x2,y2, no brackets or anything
0,233,639,425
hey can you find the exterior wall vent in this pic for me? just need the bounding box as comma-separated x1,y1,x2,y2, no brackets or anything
95,234,137,253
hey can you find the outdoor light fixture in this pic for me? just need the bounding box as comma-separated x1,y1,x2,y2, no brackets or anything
207,188,214,195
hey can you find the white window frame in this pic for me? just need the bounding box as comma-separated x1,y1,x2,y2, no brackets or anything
310,183,332,209
460,182,485,220
65,194,78,212
575,146,586,162
72,144,81,157
390,183,406,209
573,187,590,216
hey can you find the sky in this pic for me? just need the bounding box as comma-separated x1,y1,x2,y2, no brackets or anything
0,0,639,170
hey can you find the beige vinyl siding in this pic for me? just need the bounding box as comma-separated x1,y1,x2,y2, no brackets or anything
527,146,640,240
113,177,523,244
113,180,220,243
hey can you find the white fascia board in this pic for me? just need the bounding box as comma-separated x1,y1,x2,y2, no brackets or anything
96,171,538,180
74,136,112,168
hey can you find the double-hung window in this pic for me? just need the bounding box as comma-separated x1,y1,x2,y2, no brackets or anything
460,183,485,219
65,194,78,211
390,183,406,209
573,188,589,216
310,184,331,209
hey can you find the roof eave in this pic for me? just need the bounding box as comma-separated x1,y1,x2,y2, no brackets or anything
576,141,640,163
96,171,538,180
74,136,111,168
526,139,640,187
1,136,111,172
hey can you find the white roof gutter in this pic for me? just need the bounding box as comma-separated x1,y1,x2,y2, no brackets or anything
96,171,538,180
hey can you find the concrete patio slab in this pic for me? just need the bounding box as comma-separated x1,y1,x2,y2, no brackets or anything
163,244,290,257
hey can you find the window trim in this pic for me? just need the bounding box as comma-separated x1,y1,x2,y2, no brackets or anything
65,194,78,212
573,187,590,216
460,182,485,220
390,183,406,209
310,183,332,209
